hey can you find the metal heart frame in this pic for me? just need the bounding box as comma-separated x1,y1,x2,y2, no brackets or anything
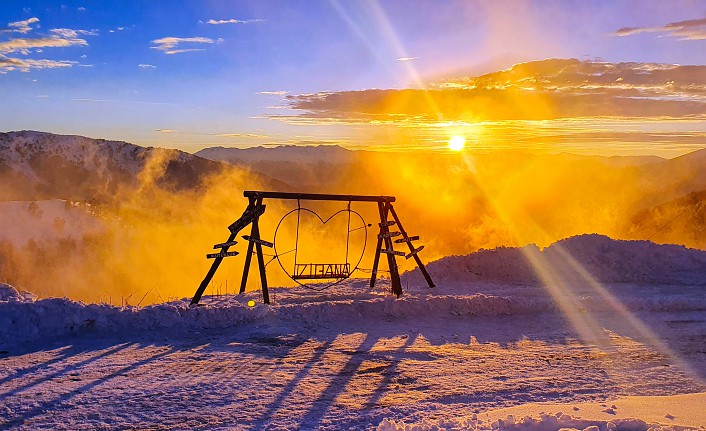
273,207,368,291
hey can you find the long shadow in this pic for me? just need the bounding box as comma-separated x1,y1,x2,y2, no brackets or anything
1,345,174,429
363,333,418,410
0,344,75,386
254,335,337,429
0,342,133,401
296,334,380,430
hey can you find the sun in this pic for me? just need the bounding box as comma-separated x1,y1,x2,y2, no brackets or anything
448,135,465,151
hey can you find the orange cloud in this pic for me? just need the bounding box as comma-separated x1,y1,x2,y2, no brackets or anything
614,17,706,40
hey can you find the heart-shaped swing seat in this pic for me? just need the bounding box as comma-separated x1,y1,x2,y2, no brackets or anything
273,207,367,290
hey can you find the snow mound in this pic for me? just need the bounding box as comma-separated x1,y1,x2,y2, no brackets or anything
2,281,705,346
0,282,36,302
0,283,20,301
407,234,706,285
377,413,678,431
0,291,548,345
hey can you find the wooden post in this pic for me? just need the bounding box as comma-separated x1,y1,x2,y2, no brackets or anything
388,204,435,289
378,201,402,296
191,230,237,306
250,199,270,304
369,231,384,289
239,202,257,294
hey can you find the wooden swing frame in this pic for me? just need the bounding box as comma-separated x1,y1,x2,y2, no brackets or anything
190,191,435,305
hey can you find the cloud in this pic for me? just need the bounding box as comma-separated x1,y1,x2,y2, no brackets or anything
150,36,214,54
156,129,175,133
279,59,706,124
0,56,76,72
138,63,156,69
397,57,418,62
216,133,270,139
205,18,265,25
613,17,706,40
0,20,96,72
0,36,88,55
3,17,39,34
72,98,182,106
78,7,86,12
259,90,288,96
50,28,98,38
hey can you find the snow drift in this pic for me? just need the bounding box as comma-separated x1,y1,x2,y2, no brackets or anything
407,234,706,286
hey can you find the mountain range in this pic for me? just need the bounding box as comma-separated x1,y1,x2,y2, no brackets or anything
1,130,705,251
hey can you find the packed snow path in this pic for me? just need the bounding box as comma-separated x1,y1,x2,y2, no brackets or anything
1,281,705,430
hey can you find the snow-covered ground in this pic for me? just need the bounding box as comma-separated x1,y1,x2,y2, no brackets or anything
1,277,704,430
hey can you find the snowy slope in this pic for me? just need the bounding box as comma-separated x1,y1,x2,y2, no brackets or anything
1,235,705,429
408,234,706,285
1,277,705,430
0,131,224,202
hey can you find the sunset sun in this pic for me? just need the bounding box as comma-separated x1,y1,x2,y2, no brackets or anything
448,135,465,151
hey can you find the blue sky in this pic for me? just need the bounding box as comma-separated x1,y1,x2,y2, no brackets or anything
1,1,706,155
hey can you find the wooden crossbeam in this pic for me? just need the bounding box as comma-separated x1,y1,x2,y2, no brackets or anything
242,235,273,248
244,191,395,203
206,251,239,259
213,240,238,249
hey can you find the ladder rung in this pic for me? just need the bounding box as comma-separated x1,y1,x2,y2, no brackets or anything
405,246,425,259
379,221,396,227
213,240,238,249
206,251,239,259
378,231,401,239
394,235,419,244
242,235,273,248
228,205,266,233
380,249,404,256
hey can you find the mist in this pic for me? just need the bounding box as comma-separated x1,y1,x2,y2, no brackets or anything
1,143,704,304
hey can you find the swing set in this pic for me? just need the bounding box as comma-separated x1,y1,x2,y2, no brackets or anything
190,191,435,305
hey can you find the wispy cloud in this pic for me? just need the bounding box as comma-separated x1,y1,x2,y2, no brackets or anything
0,36,88,54
150,36,215,54
50,28,98,38
156,129,175,133
0,56,76,73
397,56,418,62
0,18,96,72
613,17,706,40
204,18,265,25
216,133,270,139
2,17,39,34
259,90,288,96
72,98,181,106
138,63,156,69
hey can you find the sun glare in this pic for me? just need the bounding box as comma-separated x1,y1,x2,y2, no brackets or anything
448,135,465,151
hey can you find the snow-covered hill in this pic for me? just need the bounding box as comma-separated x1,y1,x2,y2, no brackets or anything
0,131,224,202
406,234,706,285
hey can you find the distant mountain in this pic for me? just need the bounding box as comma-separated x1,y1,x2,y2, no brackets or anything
409,234,706,285
195,144,355,164
0,131,285,202
195,144,362,192
626,189,706,248
638,148,706,205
